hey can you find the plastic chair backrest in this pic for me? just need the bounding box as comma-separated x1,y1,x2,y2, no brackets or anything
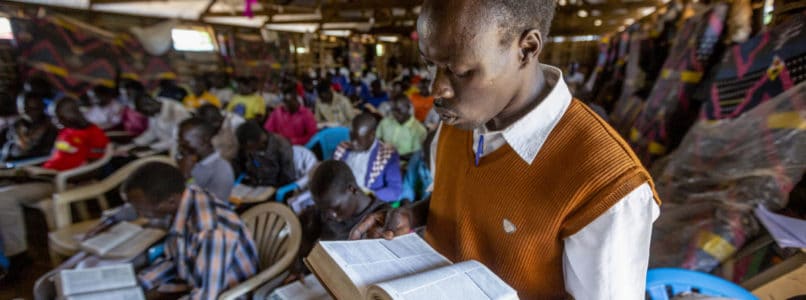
305,126,350,160
239,202,301,271
53,155,176,228
55,143,115,192
646,268,758,300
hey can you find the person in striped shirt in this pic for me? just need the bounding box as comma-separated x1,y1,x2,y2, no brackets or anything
122,162,258,300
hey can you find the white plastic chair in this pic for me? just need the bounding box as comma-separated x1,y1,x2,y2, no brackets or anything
218,202,302,300
24,143,116,229
48,155,176,264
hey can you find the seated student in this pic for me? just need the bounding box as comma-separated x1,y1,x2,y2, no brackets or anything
300,76,318,109
333,113,402,203
399,132,435,205
376,95,428,157
235,121,296,187
82,84,124,130
209,72,234,107
344,75,370,103
177,118,235,202
362,79,390,110
131,90,191,153
1,92,58,162
183,75,221,109
263,85,317,145
291,160,389,276
155,76,188,103
0,97,109,263
408,79,434,123
196,104,244,162
123,162,258,299
118,79,150,137
235,121,318,205
226,76,266,121
314,81,356,127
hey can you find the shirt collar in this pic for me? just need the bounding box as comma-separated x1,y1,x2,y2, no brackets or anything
479,64,572,164
199,152,220,166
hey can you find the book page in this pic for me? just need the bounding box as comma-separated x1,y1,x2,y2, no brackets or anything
66,286,145,300
57,264,138,296
104,228,166,259
319,233,451,297
368,260,518,300
270,274,332,300
81,222,143,256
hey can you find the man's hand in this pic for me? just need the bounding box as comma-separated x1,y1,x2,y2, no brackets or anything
349,207,413,240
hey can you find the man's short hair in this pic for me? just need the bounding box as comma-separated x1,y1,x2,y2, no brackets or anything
235,121,266,145
196,103,222,120
316,81,332,95
310,160,357,200
179,117,217,141
487,0,556,45
122,162,186,204
352,112,379,131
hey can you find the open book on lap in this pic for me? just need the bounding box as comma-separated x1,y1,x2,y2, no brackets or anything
80,222,165,259
305,233,518,300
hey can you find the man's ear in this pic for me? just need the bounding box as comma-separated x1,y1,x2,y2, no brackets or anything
347,184,359,195
518,29,543,67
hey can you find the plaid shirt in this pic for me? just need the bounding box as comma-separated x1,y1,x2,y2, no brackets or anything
139,185,259,299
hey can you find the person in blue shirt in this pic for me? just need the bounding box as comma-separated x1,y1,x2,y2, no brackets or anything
362,79,390,110
398,131,435,207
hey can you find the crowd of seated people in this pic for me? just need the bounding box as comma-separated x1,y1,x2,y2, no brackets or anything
0,66,439,298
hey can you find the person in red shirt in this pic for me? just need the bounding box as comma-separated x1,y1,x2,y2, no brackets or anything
0,97,110,263
44,97,110,170
264,85,318,145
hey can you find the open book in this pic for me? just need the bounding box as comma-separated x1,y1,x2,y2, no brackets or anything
230,184,276,203
270,274,331,300
80,222,165,258
305,233,518,300
56,263,145,300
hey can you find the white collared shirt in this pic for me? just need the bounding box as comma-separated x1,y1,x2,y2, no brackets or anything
431,64,660,300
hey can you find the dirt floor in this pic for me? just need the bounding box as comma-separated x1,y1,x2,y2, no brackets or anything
1,208,58,300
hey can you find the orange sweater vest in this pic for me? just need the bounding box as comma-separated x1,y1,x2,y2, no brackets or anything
425,100,660,299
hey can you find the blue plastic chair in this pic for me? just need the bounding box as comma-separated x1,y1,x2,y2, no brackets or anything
305,126,350,160
646,268,758,300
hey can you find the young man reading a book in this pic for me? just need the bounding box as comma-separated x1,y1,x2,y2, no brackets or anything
124,162,258,300
289,160,390,282
334,113,403,203
350,0,661,298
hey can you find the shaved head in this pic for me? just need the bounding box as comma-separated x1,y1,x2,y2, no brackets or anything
417,0,552,131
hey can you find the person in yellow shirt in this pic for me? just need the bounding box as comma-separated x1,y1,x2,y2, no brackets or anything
183,76,222,109
226,76,266,121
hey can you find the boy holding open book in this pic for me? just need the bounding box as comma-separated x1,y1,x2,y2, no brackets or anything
289,160,390,281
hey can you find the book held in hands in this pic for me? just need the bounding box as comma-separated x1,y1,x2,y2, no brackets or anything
303,233,518,300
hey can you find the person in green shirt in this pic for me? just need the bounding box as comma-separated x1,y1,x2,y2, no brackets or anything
376,95,428,158
226,76,266,121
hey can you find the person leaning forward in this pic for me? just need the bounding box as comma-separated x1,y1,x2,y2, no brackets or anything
349,0,662,299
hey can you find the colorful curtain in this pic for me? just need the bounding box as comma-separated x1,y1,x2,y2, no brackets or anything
701,11,806,120
629,3,729,166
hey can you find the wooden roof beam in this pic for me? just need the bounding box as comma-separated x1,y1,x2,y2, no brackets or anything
321,0,422,11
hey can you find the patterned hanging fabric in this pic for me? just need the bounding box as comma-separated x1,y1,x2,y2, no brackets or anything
629,3,730,166
13,16,119,97
700,11,806,120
